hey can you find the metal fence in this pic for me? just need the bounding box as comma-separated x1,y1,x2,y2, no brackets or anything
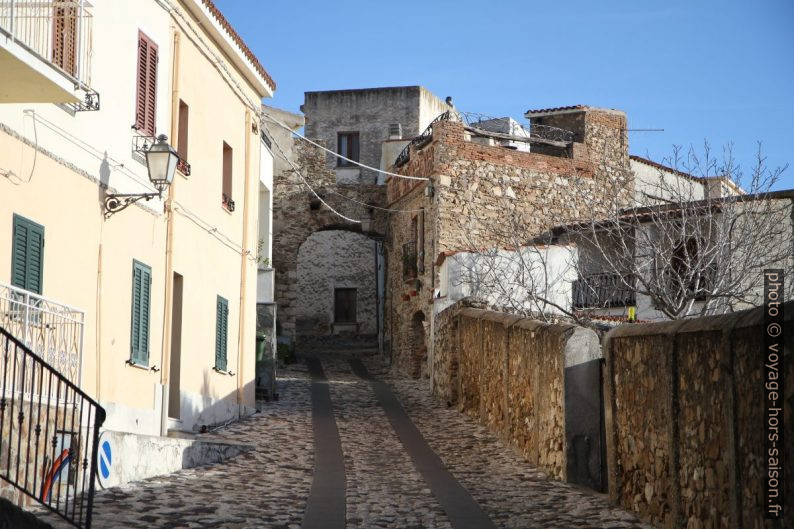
402,241,418,280
0,282,84,388
0,0,94,89
1,325,105,528
572,273,636,309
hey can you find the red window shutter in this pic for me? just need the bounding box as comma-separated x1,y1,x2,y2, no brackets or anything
135,32,158,136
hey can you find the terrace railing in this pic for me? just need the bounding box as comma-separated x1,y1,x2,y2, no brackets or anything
573,273,636,309
0,282,83,388
0,1,94,93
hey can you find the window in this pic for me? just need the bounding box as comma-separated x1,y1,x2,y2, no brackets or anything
52,3,77,76
215,296,229,371
130,260,152,366
177,100,189,162
337,132,359,167
11,214,45,295
135,31,158,136
334,288,357,323
222,142,234,211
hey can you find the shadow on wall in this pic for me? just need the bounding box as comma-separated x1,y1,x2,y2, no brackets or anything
97,151,110,214
176,370,258,434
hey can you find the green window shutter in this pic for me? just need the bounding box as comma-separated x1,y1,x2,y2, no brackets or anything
11,215,45,294
130,260,152,366
215,296,228,371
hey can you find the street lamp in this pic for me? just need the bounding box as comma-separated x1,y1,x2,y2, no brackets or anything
104,135,177,218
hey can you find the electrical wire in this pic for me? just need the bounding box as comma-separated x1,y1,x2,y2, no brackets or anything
261,112,430,181
265,132,427,215
266,125,362,224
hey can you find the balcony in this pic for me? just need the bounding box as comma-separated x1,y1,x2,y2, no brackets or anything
0,0,97,107
0,281,84,387
572,273,636,309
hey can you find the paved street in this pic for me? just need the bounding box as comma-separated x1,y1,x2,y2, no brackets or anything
37,355,653,529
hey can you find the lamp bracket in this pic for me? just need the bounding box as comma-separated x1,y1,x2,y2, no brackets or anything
104,191,160,219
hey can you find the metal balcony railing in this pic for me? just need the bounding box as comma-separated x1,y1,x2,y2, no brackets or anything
402,241,418,281
573,273,636,309
0,1,94,92
0,282,84,388
1,325,105,529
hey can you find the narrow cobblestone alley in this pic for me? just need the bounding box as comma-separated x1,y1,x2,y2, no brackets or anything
35,355,654,529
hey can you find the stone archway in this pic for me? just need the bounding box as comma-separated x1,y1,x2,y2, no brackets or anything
294,230,381,352
409,311,428,378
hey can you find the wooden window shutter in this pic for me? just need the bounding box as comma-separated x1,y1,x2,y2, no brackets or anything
130,260,152,365
52,2,77,76
135,32,158,136
215,296,229,371
11,215,45,295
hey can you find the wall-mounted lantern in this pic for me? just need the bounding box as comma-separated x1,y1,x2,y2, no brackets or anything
104,134,177,218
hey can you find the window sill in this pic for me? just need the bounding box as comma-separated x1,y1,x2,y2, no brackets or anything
213,366,235,376
126,360,157,372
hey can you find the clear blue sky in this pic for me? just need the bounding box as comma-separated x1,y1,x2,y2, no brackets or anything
216,0,794,190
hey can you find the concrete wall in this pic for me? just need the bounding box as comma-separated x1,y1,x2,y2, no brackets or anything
432,305,601,481
296,230,377,336
603,302,793,528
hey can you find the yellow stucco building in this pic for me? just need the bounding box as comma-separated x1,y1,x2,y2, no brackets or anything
0,0,275,441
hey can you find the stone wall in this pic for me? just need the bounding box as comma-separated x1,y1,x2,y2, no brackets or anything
386,112,633,378
432,305,601,481
296,230,377,336
603,302,793,529
272,138,386,342
303,86,447,184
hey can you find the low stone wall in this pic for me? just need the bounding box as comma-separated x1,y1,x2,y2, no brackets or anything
603,302,793,529
433,306,600,481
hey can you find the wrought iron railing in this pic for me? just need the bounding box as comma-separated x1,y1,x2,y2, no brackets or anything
394,111,452,168
402,241,418,281
573,273,636,309
132,134,191,176
460,112,575,144
222,193,236,212
0,325,105,529
0,0,94,92
0,282,84,387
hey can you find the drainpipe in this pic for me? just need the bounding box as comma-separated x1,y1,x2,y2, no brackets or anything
236,109,254,411
158,28,181,436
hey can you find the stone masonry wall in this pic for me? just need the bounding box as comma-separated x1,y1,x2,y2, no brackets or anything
296,230,377,336
272,138,386,341
603,303,793,529
432,306,599,481
386,112,632,379
303,87,446,185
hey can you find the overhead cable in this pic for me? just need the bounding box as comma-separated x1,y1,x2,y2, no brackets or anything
261,112,430,181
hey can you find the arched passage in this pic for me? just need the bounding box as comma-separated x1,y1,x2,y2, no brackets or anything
295,230,382,351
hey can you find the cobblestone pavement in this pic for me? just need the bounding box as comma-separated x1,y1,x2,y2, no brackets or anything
34,355,655,529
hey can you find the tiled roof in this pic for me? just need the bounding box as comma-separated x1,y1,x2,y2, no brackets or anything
629,155,700,181
524,105,587,115
200,0,276,92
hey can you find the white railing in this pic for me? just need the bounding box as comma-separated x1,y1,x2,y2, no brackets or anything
0,281,84,388
0,0,93,89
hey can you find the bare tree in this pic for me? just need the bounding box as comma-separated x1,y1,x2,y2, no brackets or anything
444,141,792,322
566,143,793,320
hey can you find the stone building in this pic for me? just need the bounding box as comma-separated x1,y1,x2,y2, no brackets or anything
385,106,633,378
270,86,448,352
